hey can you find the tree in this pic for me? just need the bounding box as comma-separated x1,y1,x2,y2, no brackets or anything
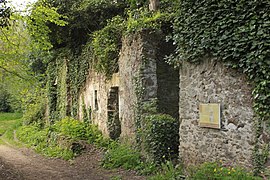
149,0,159,11
0,1,67,112
0,0,11,27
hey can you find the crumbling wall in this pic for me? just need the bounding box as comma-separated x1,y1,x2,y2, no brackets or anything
78,72,119,136
118,34,144,141
79,32,178,142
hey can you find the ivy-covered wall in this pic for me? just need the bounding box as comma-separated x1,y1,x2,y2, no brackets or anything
78,31,179,145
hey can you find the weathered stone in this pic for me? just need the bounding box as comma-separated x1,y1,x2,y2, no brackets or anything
78,32,179,144
227,123,237,130
179,59,256,169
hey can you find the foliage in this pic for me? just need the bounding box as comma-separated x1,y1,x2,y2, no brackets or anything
91,16,125,77
126,8,168,33
44,0,127,50
21,87,46,126
170,0,270,173
171,0,270,122
17,117,109,160
17,124,74,160
253,142,269,176
0,87,12,112
0,0,11,27
149,161,184,180
0,13,32,80
143,114,179,164
53,117,94,141
188,162,261,180
27,1,68,51
102,142,142,170
0,1,68,128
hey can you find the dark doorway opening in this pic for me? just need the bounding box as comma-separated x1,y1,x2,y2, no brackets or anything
107,87,121,140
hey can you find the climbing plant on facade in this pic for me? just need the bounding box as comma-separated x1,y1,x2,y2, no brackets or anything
170,0,270,174
171,0,269,122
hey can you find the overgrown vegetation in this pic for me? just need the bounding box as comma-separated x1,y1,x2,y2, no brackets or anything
168,0,270,174
0,113,23,145
143,114,179,164
91,16,125,77
134,82,179,164
188,162,262,180
2,0,269,178
0,112,262,179
17,117,109,160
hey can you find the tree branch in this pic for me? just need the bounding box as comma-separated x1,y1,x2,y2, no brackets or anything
0,65,27,80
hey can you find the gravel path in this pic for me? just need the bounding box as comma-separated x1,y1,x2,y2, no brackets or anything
0,144,145,180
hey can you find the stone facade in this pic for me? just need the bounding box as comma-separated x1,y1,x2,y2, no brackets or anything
64,30,267,169
78,71,120,136
179,59,256,168
79,32,179,141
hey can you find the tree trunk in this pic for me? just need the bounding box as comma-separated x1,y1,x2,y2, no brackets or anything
149,0,159,11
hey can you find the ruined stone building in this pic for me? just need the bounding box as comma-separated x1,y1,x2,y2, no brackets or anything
53,30,269,170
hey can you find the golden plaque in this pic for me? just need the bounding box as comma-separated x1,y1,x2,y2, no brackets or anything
199,103,221,129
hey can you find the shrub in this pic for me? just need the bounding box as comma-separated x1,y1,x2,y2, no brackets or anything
0,88,12,112
53,117,87,140
52,117,109,146
102,142,142,170
143,114,179,164
22,101,46,126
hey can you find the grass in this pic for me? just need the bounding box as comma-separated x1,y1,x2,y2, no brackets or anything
16,117,111,160
0,112,23,145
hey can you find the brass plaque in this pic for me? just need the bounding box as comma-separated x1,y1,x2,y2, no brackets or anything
199,103,221,129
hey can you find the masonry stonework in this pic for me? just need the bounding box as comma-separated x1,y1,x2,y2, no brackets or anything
179,59,256,168
79,32,179,142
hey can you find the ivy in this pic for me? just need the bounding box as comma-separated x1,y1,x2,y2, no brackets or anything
45,0,127,50
91,16,125,77
144,113,179,164
170,0,270,173
126,8,166,33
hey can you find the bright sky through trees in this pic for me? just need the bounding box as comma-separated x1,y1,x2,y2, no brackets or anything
9,0,36,11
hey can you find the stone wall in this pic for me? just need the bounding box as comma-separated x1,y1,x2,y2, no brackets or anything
118,34,144,141
78,72,120,136
179,59,256,168
119,31,179,141
79,31,178,141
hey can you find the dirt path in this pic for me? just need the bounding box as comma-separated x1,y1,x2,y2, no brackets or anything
0,143,145,180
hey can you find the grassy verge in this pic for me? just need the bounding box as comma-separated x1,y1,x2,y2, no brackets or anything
0,113,23,145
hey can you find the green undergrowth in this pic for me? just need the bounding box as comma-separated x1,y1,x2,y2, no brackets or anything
149,161,262,180
187,162,262,180
14,115,263,179
102,141,158,175
0,113,23,145
102,142,142,170
16,117,111,160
